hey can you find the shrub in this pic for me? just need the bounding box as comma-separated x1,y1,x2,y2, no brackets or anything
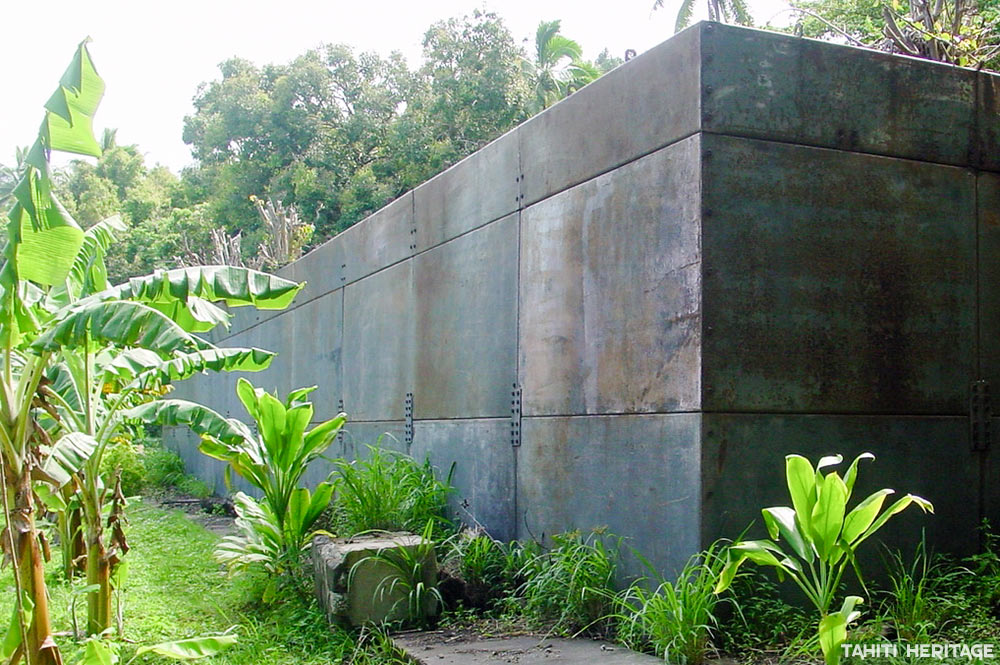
101,438,147,496
332,444,452,537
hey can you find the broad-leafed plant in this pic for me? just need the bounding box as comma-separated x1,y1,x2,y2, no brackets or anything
130,378,346,591
714,453,934,665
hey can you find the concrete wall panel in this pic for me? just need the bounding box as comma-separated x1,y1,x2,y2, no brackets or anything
519,137,702,416
703,23,977,167
976,72,1000,172
979,172,1000,385
414,133,520,250
286,292,344,421
342,261,415,420
412,419,516,540
518,25,701,206
338,192,414,286
701,414,978,557
339,421,408,459
702,134,976,414
414,215,519,419
518,414,701,578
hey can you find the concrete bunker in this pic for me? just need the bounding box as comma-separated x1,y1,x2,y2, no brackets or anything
167,21,1000,576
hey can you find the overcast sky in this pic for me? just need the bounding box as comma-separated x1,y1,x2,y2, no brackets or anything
2,0,792,173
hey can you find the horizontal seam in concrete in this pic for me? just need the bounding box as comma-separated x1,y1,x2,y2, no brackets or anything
522,410,967,419
703,128,988,173
413,417,509,424
215,213,522,343
524,411,702,419
701,409,966,418
521,129,702,209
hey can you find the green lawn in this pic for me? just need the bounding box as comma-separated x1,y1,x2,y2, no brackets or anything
0,501,405,664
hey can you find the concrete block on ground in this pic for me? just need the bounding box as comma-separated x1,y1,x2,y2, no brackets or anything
414,214,518,419
313,533,437,627
519,137,702,417
393,633,665,665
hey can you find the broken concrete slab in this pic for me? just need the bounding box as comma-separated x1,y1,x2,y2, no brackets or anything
313,533,437,627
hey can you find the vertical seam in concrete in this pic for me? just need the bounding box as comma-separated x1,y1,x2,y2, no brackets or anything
696,23,706,550
513,127,524,540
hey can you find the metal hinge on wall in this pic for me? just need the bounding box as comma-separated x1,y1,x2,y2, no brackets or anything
510,384,522,447
971,380,991,451
405,392,414,448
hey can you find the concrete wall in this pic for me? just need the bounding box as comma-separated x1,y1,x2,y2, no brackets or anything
166,22,1000,576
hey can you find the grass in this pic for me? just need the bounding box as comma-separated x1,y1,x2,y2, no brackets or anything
329,444,452,537
613,541,730,665
0,501,407,665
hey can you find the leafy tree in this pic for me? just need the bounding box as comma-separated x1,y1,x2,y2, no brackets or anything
791,0,1000,68
418,10,532,158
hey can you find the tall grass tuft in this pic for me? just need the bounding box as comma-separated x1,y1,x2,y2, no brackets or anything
332,444,453,537
613,541,730,665
516,529,619,635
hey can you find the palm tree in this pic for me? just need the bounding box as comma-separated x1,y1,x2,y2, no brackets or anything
525,20,600,112
654,0,754,33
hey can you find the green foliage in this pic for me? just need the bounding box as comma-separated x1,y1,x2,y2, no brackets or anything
448,530,519,609
142,379,346,578
524,20,600,112
0,502,412,665
331,444,453,537
716,453,934,665
614,542,730,665
715,568,814,660
100,438,147,496
515,530,619,635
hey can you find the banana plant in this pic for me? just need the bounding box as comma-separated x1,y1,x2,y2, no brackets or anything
1,41,306,661
129,378,346,589
714,453,934,665
1,38,108,665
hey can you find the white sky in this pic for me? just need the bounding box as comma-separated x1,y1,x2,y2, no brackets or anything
2,0,792,174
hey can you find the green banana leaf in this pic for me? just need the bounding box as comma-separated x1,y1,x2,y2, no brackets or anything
103,347,275,385
31,299,213,354
124,399,252,445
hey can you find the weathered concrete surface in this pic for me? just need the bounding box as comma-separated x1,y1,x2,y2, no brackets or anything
286,292,344,421
414,215,519,419
411,419,516,541
701,134,976,414
700,415,977,556
518,24,701,206
979,171,1000,386
519,137,702,417
702,23,979,167
414,134,520,251
393,633,665,665
342,261,414,421
313,533,437,627
338,193,415,287
164,23,1000,579
518,414,701,578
